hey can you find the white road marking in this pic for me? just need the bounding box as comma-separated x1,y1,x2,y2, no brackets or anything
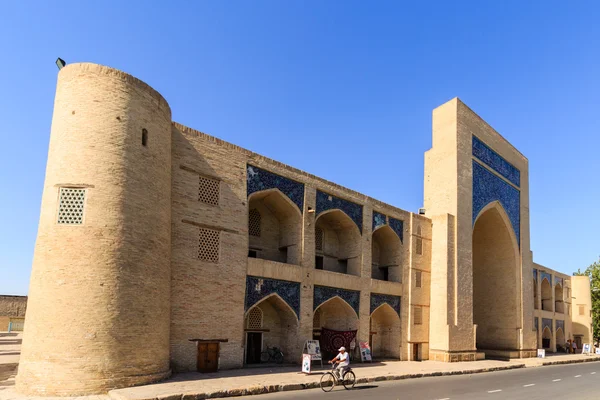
436,398,450,400
592,372,597,375
488,389,502,393
575,375,582,378
552,379,561,382
523,384,535,387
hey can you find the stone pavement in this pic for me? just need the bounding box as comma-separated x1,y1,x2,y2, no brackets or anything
2,351,600,400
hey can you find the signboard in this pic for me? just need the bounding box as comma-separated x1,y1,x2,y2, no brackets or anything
595,347,600,355
582,343,591,355
305,340,322,361
302,354,311,374
537,349,545,358
359,341,372,362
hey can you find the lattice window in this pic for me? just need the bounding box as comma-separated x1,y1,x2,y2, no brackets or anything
416,238,423,255
313,308,321,328
198,228,220,263
198,175,220,206
315,226,323,251
414,306,422,325
57,188,86,225
247,307,263,329
415,271,422,288
249,209,261,237
579,305,585,316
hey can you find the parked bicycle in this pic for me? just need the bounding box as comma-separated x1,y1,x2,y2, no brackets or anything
320,361,356,391
260,346,284,364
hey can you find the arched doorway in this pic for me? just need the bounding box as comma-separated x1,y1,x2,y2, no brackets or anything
315,210,362,276
555,283,564,314
541,278,552,311
556,327,565,352
542,327,552,350
248,189,302,265
371,226,402,282
244,294,299,364
315,297,359,360
370,304,401,359
472,203,520,354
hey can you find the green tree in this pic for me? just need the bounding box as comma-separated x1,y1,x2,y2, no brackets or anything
574,257,600,340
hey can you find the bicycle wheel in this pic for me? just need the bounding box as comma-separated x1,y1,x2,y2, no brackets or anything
260,351,270,363
342,371,356,390
274,351,284,364
320,372,335,392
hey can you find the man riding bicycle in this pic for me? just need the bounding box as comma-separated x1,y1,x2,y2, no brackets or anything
329,346,350,379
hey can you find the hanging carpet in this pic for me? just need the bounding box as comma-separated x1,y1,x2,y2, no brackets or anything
320,328,357,353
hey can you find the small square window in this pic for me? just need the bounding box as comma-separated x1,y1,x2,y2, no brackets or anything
415,271,422,288
198,228,220,263
414,306,422,325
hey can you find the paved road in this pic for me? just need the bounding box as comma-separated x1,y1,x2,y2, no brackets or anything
241,361,600,400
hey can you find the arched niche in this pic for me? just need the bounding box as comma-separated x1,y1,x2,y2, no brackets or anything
315,210,362,276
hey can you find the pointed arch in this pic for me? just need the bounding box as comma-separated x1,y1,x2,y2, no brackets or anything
248,188,302,265
370,302,400,319
245,292,299,321
315,209,362,276
315,295,359,319
371,225,402,282
370,302,401,359
473,200,519,252
541,278,553,311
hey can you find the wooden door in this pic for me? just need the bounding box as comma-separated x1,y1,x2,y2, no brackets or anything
413,343,420,361
197,342,219,372
246,332,262,364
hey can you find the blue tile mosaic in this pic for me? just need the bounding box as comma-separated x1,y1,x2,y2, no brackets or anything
314,285,360,317
245,276,301,319
555,277,563,287
389,217,404,243
535,317,539,331
316,190,363,233
472,161,520,247
370,293,401,317
540,271,552,285
247,165,304,212
472,136,520,187
542,318,552,332
533,269,538,280
373,211,387,231
556,319,564,332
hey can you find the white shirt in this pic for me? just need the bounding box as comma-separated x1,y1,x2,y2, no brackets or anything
336,352,349,367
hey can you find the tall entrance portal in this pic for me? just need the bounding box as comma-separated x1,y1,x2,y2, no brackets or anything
424,98,537,362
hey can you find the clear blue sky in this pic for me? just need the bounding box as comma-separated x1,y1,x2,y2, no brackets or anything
1,1,598,295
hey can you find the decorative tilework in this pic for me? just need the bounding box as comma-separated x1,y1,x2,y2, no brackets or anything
535,316,539,331
247,165,304,212
245,276,301,319
540,271,552,285
556,319,564,332
373,211,387,231
472,161,520,247
370,293,401,317
316,190,363,233
533,269,538,280
555,277,563,287
389,217,404,243
472,136,520,187
314,286,360,317
542,318,552,332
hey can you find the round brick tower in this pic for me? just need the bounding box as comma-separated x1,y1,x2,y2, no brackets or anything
16,63,172,395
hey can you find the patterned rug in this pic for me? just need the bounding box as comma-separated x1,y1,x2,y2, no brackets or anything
320,328,358,353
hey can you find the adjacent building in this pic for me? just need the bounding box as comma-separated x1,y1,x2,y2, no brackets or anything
16,62,593,395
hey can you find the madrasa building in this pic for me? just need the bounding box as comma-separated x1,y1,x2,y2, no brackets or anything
16,62,593,395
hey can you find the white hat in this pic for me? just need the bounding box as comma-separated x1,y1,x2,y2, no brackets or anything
339,347,346,351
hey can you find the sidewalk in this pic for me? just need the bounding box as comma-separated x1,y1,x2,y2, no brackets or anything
2,352,600,400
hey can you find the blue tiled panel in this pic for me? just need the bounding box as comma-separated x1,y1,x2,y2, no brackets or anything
540,271,552,284
373,211,387,231
245,276,301,319
314,286,360,317
533,269,538,280
472,136,520,187
542,318,552,332
472,161,520,247
316,190,363,233
247,165,305,212
555,277,563,287
556,319,564,332
535,317,539,331
370,293,401,317
389,218,404,243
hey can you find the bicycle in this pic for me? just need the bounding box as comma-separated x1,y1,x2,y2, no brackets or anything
320,361,356,392
260,346,284,364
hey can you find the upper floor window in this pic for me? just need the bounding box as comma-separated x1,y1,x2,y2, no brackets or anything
57,187,86,225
